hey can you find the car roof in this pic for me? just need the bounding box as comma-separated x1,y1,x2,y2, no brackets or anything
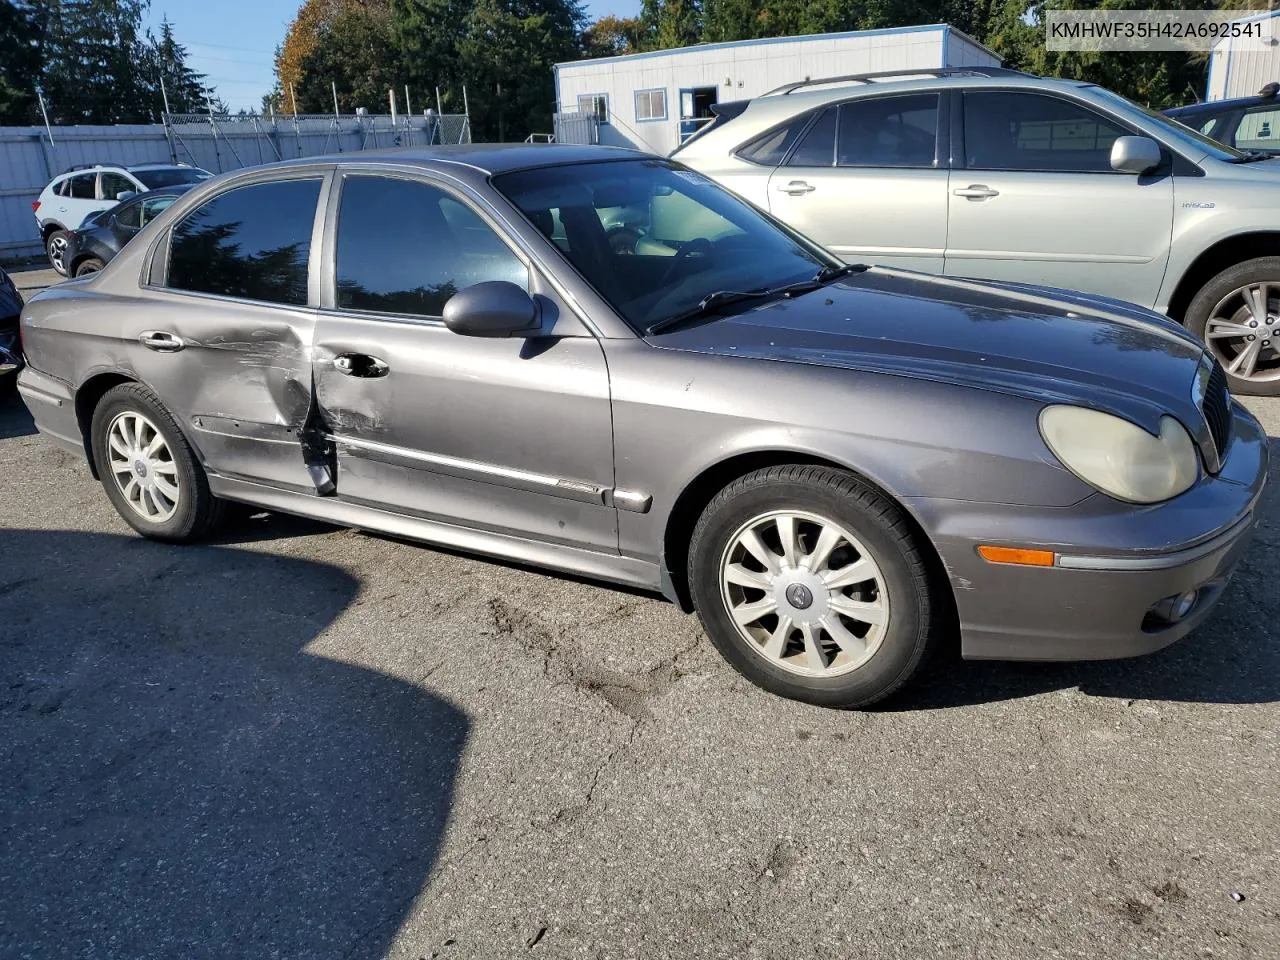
265,143,653,176
747,71,1095,112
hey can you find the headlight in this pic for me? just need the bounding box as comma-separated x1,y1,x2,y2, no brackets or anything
1039,405,1199,504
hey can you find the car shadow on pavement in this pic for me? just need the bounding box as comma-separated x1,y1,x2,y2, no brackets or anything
0,387,36,439
0,529,468,959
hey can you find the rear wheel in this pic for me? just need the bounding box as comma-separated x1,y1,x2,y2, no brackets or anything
45,230,71,276
1186,257,1280,396
74,257,104,277
90,383,225,542
688,465,938,708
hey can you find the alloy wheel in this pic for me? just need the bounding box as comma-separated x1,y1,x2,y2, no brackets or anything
47,234,68,274
718,509,890,678
1204,281,1280,383
106,411,181,522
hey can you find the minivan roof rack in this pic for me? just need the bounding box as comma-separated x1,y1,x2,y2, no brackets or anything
767,66,1027,96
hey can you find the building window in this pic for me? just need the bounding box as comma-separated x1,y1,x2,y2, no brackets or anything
634,88,667,122
578,93,609,124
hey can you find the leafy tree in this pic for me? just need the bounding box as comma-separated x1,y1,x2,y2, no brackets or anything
292,1,397,113
582,14,648,57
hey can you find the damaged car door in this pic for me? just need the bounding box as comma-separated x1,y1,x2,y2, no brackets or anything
311,171,617,550
136,172,327,492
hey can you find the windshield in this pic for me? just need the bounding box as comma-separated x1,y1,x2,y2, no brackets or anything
1089,87,1249,161
493,159,835,333
132,167,212,189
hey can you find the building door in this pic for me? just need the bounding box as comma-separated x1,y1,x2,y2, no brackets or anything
679,87,718,143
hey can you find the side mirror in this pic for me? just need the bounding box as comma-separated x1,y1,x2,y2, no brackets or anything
1110,136,1162,175
116,190,138,201
442,281,539,338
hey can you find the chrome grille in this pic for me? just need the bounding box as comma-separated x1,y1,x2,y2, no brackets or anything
1201,357,1232,464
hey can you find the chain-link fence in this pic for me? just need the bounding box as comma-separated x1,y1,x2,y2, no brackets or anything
163,112,472,174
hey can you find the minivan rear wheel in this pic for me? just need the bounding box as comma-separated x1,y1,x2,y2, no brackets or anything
688,465,938,708
1186,257,1280,396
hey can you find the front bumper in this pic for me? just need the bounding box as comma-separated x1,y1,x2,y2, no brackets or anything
910,403,1268,661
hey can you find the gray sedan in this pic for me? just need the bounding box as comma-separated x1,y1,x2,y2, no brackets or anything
15,145,1268,708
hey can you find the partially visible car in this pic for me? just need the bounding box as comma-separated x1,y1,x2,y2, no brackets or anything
675,67,1280,395
1166,84,1280,156
0,265,23,388
63,187,194,278
33,163,212,276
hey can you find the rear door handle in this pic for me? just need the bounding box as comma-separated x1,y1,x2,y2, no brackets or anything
333,353,390,378
776,180,816,196
953,184,999,200
139,330,184,352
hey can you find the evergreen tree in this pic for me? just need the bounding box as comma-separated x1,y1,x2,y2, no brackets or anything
145,17,217,116
0,0,44,124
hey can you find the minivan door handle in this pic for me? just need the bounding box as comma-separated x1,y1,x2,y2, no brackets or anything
139,330,184,352
333,354,390,378
953,184,1000,200
777,180,816,196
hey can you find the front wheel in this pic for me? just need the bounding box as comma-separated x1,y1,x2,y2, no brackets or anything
1186,257,1280,396
90,383,225,542
688,465,939,708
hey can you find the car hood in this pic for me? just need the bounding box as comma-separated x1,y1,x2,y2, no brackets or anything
647,266,1206,431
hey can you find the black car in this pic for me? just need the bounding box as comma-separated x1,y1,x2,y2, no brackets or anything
0,265,22,387
1166,83,1280,156
63,187,193,278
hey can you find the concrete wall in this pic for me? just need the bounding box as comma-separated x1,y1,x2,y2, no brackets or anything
553,25,1000,156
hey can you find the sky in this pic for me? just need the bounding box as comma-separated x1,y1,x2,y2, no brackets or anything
145,0,643,113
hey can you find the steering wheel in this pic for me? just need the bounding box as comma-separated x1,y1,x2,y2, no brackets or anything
658,237,713,287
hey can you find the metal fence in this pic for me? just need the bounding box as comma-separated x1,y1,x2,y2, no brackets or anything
0,112,471,261
553,111,600,146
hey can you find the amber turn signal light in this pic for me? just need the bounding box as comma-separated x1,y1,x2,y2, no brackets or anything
977,545,1055,567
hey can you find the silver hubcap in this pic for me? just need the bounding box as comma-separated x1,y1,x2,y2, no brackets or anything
48,235,67,272
107,412,180,522
1205,281,1280,382
719,510,890,678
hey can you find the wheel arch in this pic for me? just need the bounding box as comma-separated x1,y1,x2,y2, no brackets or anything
1167,232,1280,322
659,449,955,624
40,221,68,241
74,372,140,478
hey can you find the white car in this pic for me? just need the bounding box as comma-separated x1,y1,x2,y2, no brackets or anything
33,163,212,275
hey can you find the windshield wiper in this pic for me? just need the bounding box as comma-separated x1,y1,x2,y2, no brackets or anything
645,288,776,336
1228,150,1275,163
815,262,869,283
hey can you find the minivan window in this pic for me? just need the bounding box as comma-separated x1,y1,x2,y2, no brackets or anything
838,94,938,167
334,176,528,318
166,178,320,305
785,107,837,167
963,91,1129,173
1236,104,1280,151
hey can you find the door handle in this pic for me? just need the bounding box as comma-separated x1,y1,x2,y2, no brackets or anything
139,330,184,352
333,353,390,378
776,180,816,196
953,184,999,200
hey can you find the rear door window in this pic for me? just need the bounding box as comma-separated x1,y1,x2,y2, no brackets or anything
962,91,1129,173
837,94,939,167
333,175,528,319
1235,104,1280,151
738,111,816,166
785,107,837,167
166,178,321,305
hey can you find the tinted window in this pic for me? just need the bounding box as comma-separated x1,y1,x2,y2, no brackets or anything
1236,105,1280,150
785,107,836,167
838,94,938,167
141,195,177,225
335,176,527,318
53,178,70,197
167,178,320,305
69,174,95,199
133,167,212,189
100,171,134,200
115,200,142,229
963,92,1128,172
738,112,814,165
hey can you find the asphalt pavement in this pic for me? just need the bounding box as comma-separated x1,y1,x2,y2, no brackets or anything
1,267,1277,959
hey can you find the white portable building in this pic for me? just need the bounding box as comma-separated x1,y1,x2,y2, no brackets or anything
553,24,1000,156
1205,8,1280,101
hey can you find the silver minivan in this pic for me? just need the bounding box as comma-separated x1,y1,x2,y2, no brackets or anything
676,68,1280,395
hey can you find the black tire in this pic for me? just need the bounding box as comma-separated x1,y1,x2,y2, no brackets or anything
74,257,105,278
90,382,226,542
1185,256,1280,397
45,229,71,277
688,465,938,709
